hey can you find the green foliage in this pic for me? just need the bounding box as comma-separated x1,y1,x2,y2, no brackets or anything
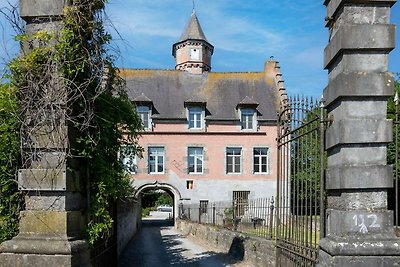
0,83,21,243
155,193,173,207
3,0,142,246
141,207,152,218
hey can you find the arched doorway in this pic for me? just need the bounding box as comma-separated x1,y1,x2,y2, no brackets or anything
135,181,182,224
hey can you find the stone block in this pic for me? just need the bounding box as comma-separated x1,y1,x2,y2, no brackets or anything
324,0,395,23
326,165,393,189
324,72,394,106
19,211,82,236
318,249,400,267
328,53,388,80
326,209,395,237
328,99,387,121
20,0,71,18
23,126,68,149
328,145,387,166
18,169,66,191
324,24,395,69
25,192,83,211
325,119,392,149
0,238,89,267
327,190,387,210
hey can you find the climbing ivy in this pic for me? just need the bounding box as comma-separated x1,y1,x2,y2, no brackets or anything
0,83,21,244
2,0,142,245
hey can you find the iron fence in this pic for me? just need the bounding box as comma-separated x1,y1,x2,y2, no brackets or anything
276,96,325,267
179,197,276,239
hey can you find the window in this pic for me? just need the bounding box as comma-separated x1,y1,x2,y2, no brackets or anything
186,180,194,189
120,145,137,174
190,48,200,60
233,191,250,216
188,107,203,129
200,200,209,214
137,106,151,129
241,108,255,130
254,148,269,174
188,147,203,174
226,147,242,174
148,147,164,174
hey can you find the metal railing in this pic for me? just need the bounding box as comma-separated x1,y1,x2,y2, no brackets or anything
276,96,325,266
179,197,276,239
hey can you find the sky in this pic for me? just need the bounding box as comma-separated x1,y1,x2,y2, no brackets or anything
0,0,399,97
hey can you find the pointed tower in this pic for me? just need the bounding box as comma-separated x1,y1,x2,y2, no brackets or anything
172,10,214,74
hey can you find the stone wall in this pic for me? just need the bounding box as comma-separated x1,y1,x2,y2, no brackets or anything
176,219,275,266
117,198,142,256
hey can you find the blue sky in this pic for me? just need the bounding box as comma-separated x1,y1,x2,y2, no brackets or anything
1,0,399,97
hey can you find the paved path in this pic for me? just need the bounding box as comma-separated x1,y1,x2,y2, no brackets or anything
118,213,243,267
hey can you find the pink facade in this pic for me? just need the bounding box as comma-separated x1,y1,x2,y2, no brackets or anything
133,124,277,182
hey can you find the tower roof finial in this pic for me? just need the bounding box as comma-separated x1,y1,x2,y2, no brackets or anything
192,0,195,13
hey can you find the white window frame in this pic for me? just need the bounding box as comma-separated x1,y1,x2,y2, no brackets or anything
240,108,255,130
226,147,242,174
188,106,203,129
119,145,137,174
253,147,269,174
137,106,151,130
188,147,204,174
148,147,165,174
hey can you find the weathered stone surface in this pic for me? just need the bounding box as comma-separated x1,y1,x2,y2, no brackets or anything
324,24,395,68
0,238,90,267
328,145,387,166
324,0,396,20
326,165,393,189
327,190,387,210
328,99,388,121
18,169,66,191
19,211,82,236
318,249,400,267
325,119,392,149
176,219,276,267
24,192,83,211
326,209,395,237
20,0,70,18
324,72,394,106
328,53,389,81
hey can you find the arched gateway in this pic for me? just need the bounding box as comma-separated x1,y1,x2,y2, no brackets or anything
135,181,182,220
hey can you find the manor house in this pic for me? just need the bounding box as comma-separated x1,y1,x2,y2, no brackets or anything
120,10,287,208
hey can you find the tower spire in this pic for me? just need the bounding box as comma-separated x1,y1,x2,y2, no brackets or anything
172,8,214,74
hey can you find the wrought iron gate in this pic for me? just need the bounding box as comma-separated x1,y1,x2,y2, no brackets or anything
276,96,325,267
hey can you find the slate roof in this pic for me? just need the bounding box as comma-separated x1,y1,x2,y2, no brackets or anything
177,11,208,43
121,69,279,122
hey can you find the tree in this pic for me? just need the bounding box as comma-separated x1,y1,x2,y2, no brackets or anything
0,83,21,243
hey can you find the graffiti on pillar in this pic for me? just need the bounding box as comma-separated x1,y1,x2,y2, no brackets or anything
352,214,381,234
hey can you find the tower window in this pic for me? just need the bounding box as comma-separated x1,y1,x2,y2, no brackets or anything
190,48,200,60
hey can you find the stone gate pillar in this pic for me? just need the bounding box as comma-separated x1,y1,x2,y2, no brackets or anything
0,1,90,266
319,0,400,266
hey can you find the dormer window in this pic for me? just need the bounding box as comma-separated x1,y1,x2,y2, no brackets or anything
188,106,203,129
137,106,151,129
241,108,255,130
